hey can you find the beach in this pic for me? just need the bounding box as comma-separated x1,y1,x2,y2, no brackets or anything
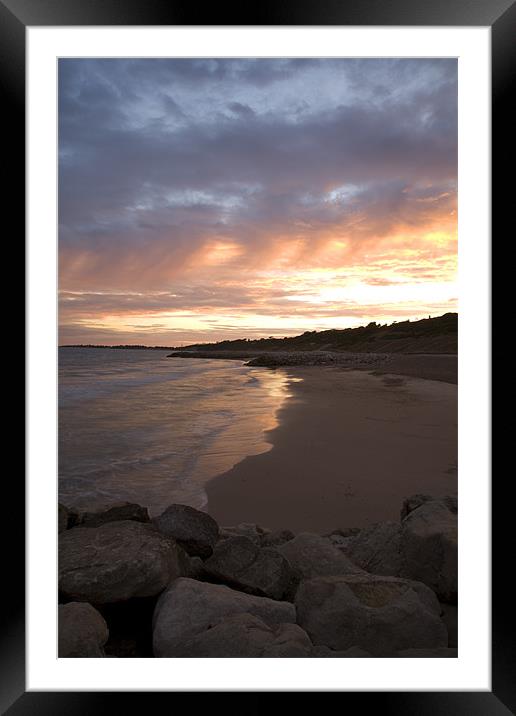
58,353,459,658
207,362,457,533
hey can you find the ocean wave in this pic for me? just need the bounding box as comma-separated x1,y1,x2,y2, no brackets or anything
58,348,290,514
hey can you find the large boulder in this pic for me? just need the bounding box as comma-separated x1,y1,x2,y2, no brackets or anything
77,502,150,528
164,613,312,657
59,520,181,603
400,498,457,603
342,497,458,603
345,521,402,576
154,504,219,558
204,536,294,600
295,574,447,656
277,533,365,584
58,602,109,657
153,577,296,657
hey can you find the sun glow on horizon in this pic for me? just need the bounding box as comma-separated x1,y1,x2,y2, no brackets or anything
58,58,457,345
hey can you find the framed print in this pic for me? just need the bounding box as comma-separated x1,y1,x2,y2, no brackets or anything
4,0,511,710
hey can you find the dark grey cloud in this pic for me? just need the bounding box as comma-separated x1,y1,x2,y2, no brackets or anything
58,57,457,341
59,58,456,272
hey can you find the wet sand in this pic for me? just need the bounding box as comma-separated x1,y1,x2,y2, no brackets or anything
367,353,457,384
206,367,457,533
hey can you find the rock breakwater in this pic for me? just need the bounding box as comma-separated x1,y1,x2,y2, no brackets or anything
58,496,458,658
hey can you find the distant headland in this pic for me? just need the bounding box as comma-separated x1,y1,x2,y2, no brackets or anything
60,344,173,350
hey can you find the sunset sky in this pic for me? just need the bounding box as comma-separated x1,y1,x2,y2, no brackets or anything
59,58,457,346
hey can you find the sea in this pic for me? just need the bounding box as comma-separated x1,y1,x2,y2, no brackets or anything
58,347,293,516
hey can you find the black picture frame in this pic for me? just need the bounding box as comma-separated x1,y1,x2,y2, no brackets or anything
6,0,509,710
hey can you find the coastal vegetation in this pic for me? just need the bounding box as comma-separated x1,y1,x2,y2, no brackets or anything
175,313,457,355
62,313,457,355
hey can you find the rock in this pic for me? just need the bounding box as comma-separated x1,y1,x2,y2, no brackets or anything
400,494,433,521
177,550,208,580
219,523,269,546
295,574,447,655
396,648,458,658
246,354,287,367
262,529,295,548
325,528,362,553
399,498,457,603
440,603,458,647
153,577,296,657
164,613,312,657
154,504,219,558
59,520,181,603
204,536,294,599
58,602,109,657
313,645,372,658
277,533,365,584
77,502,150,527
336,497,458,603
345,521,402,576
261,623,312,657
58,503,69,533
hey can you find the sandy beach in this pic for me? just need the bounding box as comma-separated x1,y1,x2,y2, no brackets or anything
207,364,457,533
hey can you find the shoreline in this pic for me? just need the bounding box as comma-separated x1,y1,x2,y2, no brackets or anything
206,365,457,533
167,350,457,384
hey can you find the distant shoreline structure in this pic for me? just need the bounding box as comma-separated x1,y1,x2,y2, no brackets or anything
60,344,173,350
60,312,457,355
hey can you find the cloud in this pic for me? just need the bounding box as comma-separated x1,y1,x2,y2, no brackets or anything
58,58,457,343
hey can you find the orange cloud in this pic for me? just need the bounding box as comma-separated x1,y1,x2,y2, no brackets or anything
58,59,457,344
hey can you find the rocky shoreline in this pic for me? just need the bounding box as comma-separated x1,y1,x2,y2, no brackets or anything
167,350,458,384
167,349,393,369
58,495,457,658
